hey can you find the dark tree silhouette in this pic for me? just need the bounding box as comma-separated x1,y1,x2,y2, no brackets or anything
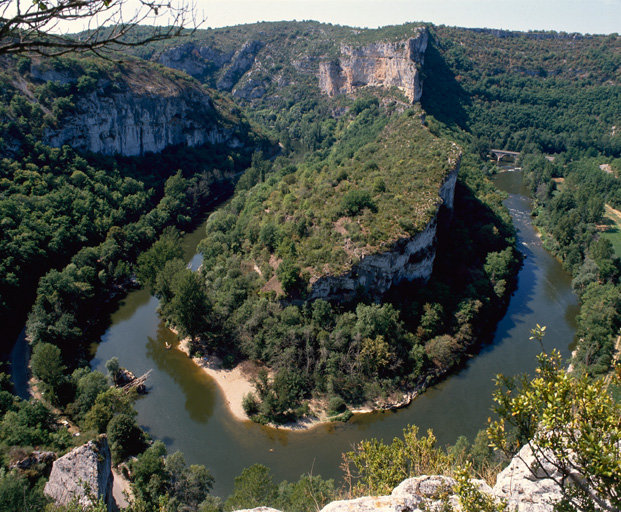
0,0,202,57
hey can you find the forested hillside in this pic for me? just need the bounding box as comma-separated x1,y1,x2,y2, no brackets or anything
422,26,620,156
0,53,265,355
0,19,618,512
131,24,522,423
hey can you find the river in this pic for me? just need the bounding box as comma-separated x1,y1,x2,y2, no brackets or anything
15,169,579,497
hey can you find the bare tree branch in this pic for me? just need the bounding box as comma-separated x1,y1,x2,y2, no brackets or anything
0,0,204,57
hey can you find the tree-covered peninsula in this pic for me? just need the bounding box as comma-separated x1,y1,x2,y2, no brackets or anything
0,17,618,512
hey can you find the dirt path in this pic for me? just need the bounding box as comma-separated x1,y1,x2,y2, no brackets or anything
605,204,621,224
112,469,132,509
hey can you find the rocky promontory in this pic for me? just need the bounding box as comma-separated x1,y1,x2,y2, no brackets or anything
309,156,459,301
234,449,569,512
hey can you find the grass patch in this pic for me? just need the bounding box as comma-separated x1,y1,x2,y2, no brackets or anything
601,204,621,258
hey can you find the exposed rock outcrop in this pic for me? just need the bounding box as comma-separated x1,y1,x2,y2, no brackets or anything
308,157,459,302
235,509,282,512
236,475,495,512
319,29,428,102
44,435,113,509
156,42,234,79
493,443,564,512
154,39,263,95
217,40,263,91
32,62,242,156
10,450,56,471
234,461,564,512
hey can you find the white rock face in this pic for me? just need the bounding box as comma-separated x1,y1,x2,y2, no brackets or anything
493,443,564,512
234,467,561,512
308,161,459,301
40,67,241,156
237,475,484,512
44,436,113,509
320,495,415,512
319,30,428,103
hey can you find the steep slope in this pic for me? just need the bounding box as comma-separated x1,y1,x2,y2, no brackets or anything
0,52,265,354
5,56,245,156
319,32,428,102
140,22,429,104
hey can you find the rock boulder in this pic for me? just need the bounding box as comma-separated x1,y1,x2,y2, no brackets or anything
44,435,113,509
493,443,564,512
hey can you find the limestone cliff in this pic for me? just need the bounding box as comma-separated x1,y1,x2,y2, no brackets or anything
151,25,428,103
493,444,565,512
27,60,243,156
308,157,459,302
44,435,113,509
319,29,428,102
235,475,493,512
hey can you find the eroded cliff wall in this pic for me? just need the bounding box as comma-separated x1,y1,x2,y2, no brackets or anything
29,61,242,156
318,29,428,102
152,26,428,103
308,157,459,301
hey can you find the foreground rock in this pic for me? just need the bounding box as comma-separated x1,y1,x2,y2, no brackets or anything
236,475,483,512
234,456,567,512
493,443,565,512
44,435,113,509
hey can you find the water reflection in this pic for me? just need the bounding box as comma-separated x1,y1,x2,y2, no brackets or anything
145,327,216,424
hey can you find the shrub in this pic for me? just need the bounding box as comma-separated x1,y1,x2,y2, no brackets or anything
276,259,302,294
242,393,259,416
327,396,346,416
425,335,461,369
340,189,376,216
107,413,146,463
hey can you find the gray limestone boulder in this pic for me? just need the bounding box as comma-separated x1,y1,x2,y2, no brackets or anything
493,443,564,512
44,435,113,509
320,495,416,512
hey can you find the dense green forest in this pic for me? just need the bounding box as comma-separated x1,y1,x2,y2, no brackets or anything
0,54,264,354
521,154,621,381
422,26,620,157
0,19,619,512
142,100,518,424
418,26,620,385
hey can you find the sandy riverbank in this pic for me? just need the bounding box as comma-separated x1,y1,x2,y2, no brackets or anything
177,340,325,430
176,338,420,431
177,340,256,423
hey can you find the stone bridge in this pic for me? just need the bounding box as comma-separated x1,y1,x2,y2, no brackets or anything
491,149,520,162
